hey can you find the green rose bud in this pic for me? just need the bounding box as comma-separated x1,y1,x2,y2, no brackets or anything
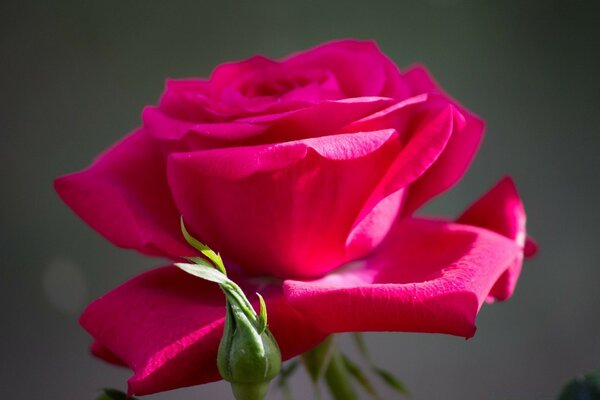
178,218,282,400
218,299,281,400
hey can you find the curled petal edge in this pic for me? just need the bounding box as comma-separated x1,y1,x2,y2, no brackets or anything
284,218,522,338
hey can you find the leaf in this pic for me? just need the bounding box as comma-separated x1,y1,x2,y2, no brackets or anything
352,333,372,363
180,217,226,274
301,336,335,383
257,292,268,334
558,370,600,400
341,354,380,399
97,388,138,400
373,367,410,396
175,263,229,285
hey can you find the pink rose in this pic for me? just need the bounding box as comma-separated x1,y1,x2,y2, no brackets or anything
55,40,535,395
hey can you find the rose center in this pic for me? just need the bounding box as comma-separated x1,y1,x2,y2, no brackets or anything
239,69,328,98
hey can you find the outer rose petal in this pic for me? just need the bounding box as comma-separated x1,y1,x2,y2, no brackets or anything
91,341,127,367
338,95,462,208
345,102,459,253
54,129,189,259
168,130,404,280
400,66,485,214
284,218,521,338
80,266,325,395
457,177,532,301
457,177,527,247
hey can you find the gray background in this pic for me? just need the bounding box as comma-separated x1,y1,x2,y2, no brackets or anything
1,1,599,399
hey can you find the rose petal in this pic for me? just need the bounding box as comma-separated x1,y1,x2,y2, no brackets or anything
524,237,538,257
403,64,444,96
346,103,458,255
143,106,268,150
159,79,224,122
285,40,411,98
210,55,279,96
146,96,395,150
344,98,457,195
90,341,127,367
54,129,189,259
457,177,531,301
284,218,521,338
235,96,395,142
400,66,485,214
167,130,404,279
457,177,527,245
80,266,325,395
223,64,345,110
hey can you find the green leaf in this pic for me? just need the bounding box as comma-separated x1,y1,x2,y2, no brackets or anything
301,336,335,383
373,367,410,396
323,349,359,400
558,370,600,400
180,217,226,274
96,388,138,400
257,292,268,334
175,263,229,285
341,354,380,399
352,333,372,363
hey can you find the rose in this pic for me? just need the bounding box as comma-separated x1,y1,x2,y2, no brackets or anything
55,40,535,395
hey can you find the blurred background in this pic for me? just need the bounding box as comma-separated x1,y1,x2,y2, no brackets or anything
1,0,599,398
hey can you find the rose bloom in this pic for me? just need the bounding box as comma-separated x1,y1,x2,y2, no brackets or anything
55,40,535,396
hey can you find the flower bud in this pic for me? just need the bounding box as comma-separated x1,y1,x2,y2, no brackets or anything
218,300,281,400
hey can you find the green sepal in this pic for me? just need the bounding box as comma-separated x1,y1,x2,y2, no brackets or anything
175,263,229,285
222,280,260,326
180,216,226,275
185,256,215,268
257,292,268,334
177,263,260,330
